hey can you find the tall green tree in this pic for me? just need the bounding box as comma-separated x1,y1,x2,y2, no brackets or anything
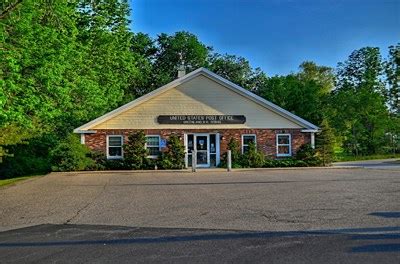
385,44,400,115
1,0,81,158
128,33,157,97
330,47,390,155
74,0,139,110
298,61,335,93
258,73,325,125
207,53,267,91
151,31,210,87
0,0,139,174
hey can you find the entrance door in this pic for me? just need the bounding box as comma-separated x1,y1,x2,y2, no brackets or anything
195,134,209,167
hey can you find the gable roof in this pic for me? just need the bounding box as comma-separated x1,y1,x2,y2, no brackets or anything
74,68,318,132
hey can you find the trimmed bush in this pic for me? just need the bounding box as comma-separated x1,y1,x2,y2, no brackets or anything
50,134,94,171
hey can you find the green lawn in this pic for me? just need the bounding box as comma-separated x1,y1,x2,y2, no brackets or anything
0,175,40,187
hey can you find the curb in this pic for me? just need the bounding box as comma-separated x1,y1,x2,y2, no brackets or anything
51,166,362,175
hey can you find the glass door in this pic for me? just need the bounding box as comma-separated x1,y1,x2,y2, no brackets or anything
195,134,209,167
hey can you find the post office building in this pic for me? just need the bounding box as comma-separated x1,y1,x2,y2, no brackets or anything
74,68,319,168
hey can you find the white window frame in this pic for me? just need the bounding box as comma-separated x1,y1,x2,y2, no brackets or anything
146,135,161,159
241,134,257,154
106,135,124,159
276,134,292,157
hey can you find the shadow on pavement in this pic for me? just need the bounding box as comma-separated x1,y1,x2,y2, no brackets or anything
0,224,399,263
0,224,399,252
369,212,400,218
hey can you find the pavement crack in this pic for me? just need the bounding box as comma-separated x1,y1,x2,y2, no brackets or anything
64,179,109,225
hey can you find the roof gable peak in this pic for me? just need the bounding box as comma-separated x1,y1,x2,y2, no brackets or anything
74,67,318,132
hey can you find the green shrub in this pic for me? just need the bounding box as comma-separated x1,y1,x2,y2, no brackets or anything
123,131,149,169
86,151,107,170
0,134,57,178
295,144,322,166
88,151,133,170
159,135,185,169
0,153,51,178
264,158,308,168
241,141,265,168
50,134,94,172
220,138,243,168
103,159,129,170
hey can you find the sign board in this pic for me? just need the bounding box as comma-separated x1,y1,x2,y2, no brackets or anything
157,115,246,125
160,139,167,148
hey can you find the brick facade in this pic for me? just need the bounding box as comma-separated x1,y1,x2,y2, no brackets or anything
85,128,310,159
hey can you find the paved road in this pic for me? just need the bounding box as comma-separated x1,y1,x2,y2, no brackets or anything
0,224,399,264
0,168,399,263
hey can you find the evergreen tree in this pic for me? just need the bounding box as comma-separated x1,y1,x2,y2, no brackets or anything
159,135,185,169
316,120,335,166
228,138,242,165
123,131,148,169
242,141,265,168
219,138,242,168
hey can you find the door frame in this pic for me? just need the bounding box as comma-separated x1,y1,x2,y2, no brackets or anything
194,133,210,168
184,133,221,168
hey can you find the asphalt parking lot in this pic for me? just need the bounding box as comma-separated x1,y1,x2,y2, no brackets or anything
0,167,399,263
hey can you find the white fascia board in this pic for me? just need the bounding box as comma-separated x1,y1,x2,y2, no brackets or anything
301,129,320,133
201,68,319,130
74,130,97,134
73,68,205,132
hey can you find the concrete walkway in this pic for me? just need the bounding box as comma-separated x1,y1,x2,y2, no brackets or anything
333,158,400,170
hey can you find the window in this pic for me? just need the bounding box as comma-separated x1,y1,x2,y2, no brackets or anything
242,134,256,153
146,135,160,157
276,134,291,157
107,135,123,159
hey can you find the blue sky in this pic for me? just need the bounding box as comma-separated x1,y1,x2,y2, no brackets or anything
130,0,399,76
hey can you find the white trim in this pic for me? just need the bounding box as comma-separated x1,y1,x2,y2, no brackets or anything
241,134,257,154
184,134,188,168
216,133,220,166
301,129,319,133
311,133,315,149
75,130,97,134
80,134,85,144
106,135,124,159
276,134,292,157
145,135,161,159
194,134,210,168
73,68,319,132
